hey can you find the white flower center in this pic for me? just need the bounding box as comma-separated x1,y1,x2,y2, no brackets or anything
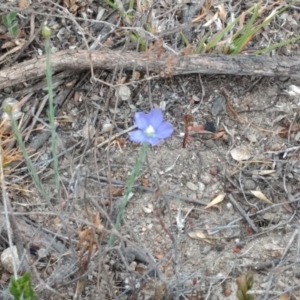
145,125,155,137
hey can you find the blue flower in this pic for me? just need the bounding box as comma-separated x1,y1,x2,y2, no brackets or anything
129,108,174,145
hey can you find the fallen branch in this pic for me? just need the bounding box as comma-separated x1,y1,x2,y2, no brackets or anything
1,50,300,89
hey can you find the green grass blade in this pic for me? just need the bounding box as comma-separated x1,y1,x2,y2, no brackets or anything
180,31,190,47
195,31,210,54
230,4,260,54
231,1,297,54
45,37,60,193
108,143,149,246
7,113,50,205
205,4,257,52
254,36,300,55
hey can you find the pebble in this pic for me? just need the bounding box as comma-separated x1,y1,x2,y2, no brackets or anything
211,95,226,116
1,246,19,273
214,243,224,252
186,182,198,191
192,95,200,102
154,224,162,233
210,167,219,175
200,173,212,184
198,182,205,192
204,140,215,149
226,203,233,210
243,179,256,190
38,248,48,259
116,86,131,101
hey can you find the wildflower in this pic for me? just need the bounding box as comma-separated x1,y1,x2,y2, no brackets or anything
129,108,173,145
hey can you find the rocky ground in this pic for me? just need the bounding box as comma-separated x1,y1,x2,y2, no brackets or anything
1,1,300,300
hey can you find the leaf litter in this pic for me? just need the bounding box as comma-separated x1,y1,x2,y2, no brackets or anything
1,0,300,299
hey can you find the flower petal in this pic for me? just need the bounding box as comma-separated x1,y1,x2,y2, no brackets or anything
155,121,174,139
128,130,147,143
134,112,149,130
148,108,163,128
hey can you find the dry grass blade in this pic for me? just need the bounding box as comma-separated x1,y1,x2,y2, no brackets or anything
205,194,226,209
250,190,273,205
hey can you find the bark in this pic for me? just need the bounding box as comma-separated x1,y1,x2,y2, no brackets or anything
0,50,300,89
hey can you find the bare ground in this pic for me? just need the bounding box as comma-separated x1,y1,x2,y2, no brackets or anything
1,1,300,300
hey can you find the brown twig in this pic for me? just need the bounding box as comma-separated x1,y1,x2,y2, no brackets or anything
228,194,259,233
2,50,300,89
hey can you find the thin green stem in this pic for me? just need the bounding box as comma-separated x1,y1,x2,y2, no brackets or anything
9,115,50,205
45,38,60,192
108,143,149,246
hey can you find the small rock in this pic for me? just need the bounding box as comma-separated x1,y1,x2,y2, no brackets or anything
295,131,300,141
184,279,194,288
246,133,258,143
81,123,96,139
204,140,215,149
243,179,256,190
295,271,300,279
226,203,233,210
3,88,11,94
0,25,7,35
186,182,198,191
154,224,162,232
215,243,224,252
211,95,226,116
210,167,219,176
192,95,200,102
204,121,216,132
38,248,48,259
116,86,131,101
198,182,205,192
200,174,212,185
1,246,19,273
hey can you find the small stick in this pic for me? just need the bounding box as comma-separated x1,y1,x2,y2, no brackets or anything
86,125,137,154
228,194,259,233
182,114,193,148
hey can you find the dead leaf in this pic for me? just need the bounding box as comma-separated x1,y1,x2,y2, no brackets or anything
189,124,204,133
258,170,276,176
93,212,104,233
230,147,251,161
64,0,76,7
81,123,95,139
205,194,226,209
278,293,289,300
111,187,124,196
132,71,140,81
19,0,28,8
188,230,212,244
1,41,17,50
104,37,113,47
251,190,273,205
73,90,81,104
213,130,226,140
181,44,194,55
75,279,86,298
141,178,149,187
203,11,219,27
63,0,78,13
218,4,227,22
142,204,153,214
119,77,127,84
65,79,76,88
233,246,242,253
286,85,300,97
